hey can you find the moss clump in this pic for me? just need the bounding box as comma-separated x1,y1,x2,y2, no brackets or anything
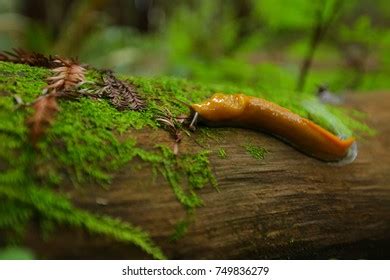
193,127,225,148
135,146,216,239
36,98,144,185
170,214,193,241
0,246,34,260
0,62,49,101
217,148,227,159
244,144,268,160
0,184,165,259
0,62,168,259
135,145,216,209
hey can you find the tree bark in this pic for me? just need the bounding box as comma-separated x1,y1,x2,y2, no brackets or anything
25,92,390,259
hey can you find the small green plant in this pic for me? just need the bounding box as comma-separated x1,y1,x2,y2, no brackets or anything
217,148,227,159
244,143,268,160
170,213,194,241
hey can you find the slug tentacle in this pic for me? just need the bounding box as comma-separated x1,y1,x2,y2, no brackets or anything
189,112,199,131
191,93,357,163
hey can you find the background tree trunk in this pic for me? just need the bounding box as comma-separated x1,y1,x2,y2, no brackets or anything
25,92,390,259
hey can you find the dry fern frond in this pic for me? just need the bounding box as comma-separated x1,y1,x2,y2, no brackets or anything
27,93,59,145
0,48,59,68
98,71,145,111
0,53,8,61
45,58,86,91
26,58,86,145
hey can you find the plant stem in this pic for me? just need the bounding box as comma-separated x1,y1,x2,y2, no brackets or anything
296,0,344,92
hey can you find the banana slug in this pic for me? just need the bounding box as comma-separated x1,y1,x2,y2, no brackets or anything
190,93,357,163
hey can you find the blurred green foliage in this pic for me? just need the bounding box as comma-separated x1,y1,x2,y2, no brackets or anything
166,0,239,61
0,0,389,92
0,247,34,260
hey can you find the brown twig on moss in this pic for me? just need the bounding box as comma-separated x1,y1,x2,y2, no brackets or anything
27,93,59,145
27,58,86,145
155,108,190,155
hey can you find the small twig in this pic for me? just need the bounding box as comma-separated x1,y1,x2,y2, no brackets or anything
154,108,191,155
13,95,24,105
189,112,199,131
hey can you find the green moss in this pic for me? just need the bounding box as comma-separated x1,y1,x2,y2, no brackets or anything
0,246,35,260
193,128,226,149
0,184,165,259
244,143,268,160
0,62,49,102
135,145,216,209
170,213,193,241
217,148,227,159
0,62,167,259
0,61,374,259
36,98,143,185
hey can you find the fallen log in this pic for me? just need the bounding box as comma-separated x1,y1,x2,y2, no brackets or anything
24,92,390,259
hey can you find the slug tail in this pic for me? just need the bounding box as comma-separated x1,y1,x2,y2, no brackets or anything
340,137,356,150
330,141,358,166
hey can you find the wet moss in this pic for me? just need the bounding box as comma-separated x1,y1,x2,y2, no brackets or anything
0,62,169,259
244,143,268,160
217,148,227,159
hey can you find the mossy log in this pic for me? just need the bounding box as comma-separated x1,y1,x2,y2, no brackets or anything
24,92,390,259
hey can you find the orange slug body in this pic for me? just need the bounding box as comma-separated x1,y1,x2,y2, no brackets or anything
191,93,356,162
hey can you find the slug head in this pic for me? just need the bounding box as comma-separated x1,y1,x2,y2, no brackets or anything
191,93,247,122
